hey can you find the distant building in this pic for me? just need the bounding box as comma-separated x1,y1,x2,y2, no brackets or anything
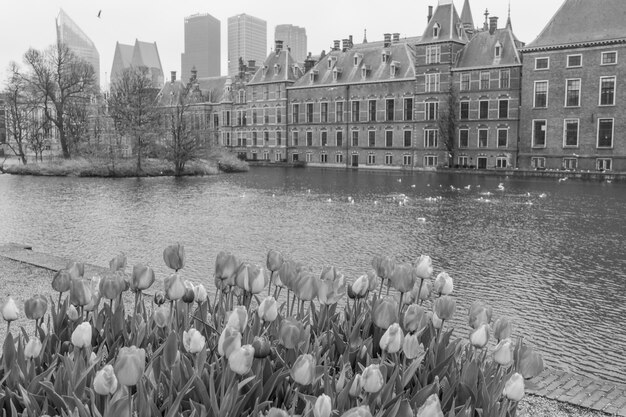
56,9,100,87
111,40,164,89
181,13,221,80
0,94,6,151
274,24,307,63
228,14,267,76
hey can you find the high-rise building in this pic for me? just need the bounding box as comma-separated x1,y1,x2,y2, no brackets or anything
274,24,307,63
181,13,221,80
56,9,100,87
228,14,267,76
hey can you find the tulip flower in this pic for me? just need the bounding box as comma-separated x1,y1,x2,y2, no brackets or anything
503,373,525,401
416,394,444,417
349,374,362,397
114,346,146,386
380,323,404,354
318,267,346,305
366,269,379,292
215,251,239,285
351,275,369,299
258,296,278,322
278,259,298,290
266,249,284,272
280,317,304,349
70,278,92,307
493,317,512,341
433,272,453,295
431,311,443,329
417,279,432,301
131,264,155,292
90,351,99,366
99,272,125,301
470,324,490,348
402,332,423,360
314,394,332,417
373,297,398,329
361,364,384,393
94,364,118,395
109,253,127,272
154,290,166,306
24,338,42,359
83,289,101,312
153,305,169,328
195,284,208,304
433,296,456,321
237,263,268,294
468,301,493,329
226,306,248,333
183,328,206,353
493,338,514,366
182,280,196,303
66,262,85,280
252,336,271,358
404,304,427,333
228,344,255,375
163,243,185,271
291,354,316,385
67,304,79,321
52,269,72,293
218,326,242,358
414,255,433,280
389,262,416,294
341,406,373,417
267,408,289,417
378,256,396,281
292,270,319,301
2,297,19,322
71,322,92,348
164,273,186,301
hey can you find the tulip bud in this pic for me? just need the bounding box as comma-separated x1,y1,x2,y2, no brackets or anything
361,364,384,393
390,263,415,293
99,272,124,301
252,336,271,358
493,338,514,366
493,317,512,341
182,280,196,303
351,275,369,299
218,326,242,358
470,324,490,348
215,251,239,283
67,304,79,321
373,297,398,329
153,304,169,328
416,394,444,417
402,332,423,360
349,374,362,397
266,249,284,272
378,256,395,281
24,295,47,320
164,273,185,301
2,297,19,322
83,288,101,312
417,279,431,301
278,259,298,290
52,269,72,293
195,284,208,304
313,394,332,417
229,344,255,375
433,295,456,321
163,243,185,271
70,279,92,307
291,354,315,385
503,373,525,401
258,296,278,322
380,323,404,354
280,317,304,349
433,272,453,295
341,406,373,417
468,301,493,329
131,264,155,292
318,268,346,305
226,305,248,333
240,264,268,294
24,338,42,359
404,304,427,333
94,364,118,395
71,322,92,348
66,262,85,280
109,253,127,272
90,351,98,366
154,290,166,306
414,255,433,280
183,328,206,353
114,346,146,386
267,408,290,417
293,270,319,301
431,311,443,329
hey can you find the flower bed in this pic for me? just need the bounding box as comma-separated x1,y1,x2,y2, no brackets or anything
0,246,543,417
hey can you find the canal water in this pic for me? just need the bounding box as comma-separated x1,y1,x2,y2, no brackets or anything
1,167,625,383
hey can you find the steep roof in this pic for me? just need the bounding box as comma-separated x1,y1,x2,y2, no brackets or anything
132,40,163,70
110,42,134,80
525,0,626,49
291,37,419,88
460,0,475,29
158,76,229,105
248,49,303,85
420,1,468,44
456,27,522,69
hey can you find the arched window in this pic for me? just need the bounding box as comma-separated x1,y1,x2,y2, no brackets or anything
433,23,441,38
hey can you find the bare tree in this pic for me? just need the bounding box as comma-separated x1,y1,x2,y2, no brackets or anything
3,62,30,164
22,42,97,159
438,85,458,168
108,66,160,174
26,117,50,162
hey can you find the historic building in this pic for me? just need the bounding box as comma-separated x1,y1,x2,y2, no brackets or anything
519,0,626,172
111,40,165,89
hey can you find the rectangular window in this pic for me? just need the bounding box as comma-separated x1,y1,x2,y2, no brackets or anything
403,155,412,166
276,108,281,124
336,101,344,122
424,129,438,148
403,130,412,147
306,153,313,162
368,130,376,147
497,129,508,147
424,156,438,167
498,100,509,118
562,158,577,170
597,158,612,171
306,103,314,123
335,153,344,164
385,130,393,147
535,57,549,69
534,81,548,108
225,111,231,126
563,119,579,147
292,104,299,123
263,131,269,144
480,71,490,89
458,156,469,167
292,131,298,147
385,154,393,165
532,120,547,147
264,109,269,124
321,103,328,123
459,129,469,148
351,131,358,147
386,99,395,121
306,131,313,147
460,101,469,120
531,157,546,169
320,153,328,163
276,131,282,146
479,100,489,119
425,73,440,92
426,45,441,64
426,102,439,120
461,73,471,91
500,69,510,89
321,131,328,147
404,98,413,121
275,151,282,161
599,76,616,105
367,153,376,164
567,55,582,68
565,79,581,107
368,100,377,121
597,118,614,148
496,157,507,168
263,151,270,160
336,131,343,147
601,51,617,65
252,110,258,124
252,131,258,146
351,101,360,122
478,129,488,148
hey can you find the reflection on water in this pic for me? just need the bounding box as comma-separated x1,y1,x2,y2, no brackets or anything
1,168,625,382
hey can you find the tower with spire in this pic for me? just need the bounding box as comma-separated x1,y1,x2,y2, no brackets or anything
460,0,475,38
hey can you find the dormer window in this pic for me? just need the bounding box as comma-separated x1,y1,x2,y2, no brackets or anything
390,61,400,77
354,53,363,67
361,65,371,79
494,41,502,58
273,64,281,75
457,23,463,38
382,51,390,63
310,69,319,82
433,23,441,38
328,56,337,69
262,65,268,76
332,67,342,81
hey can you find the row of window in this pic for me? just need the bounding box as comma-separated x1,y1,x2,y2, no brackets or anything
459,69,511,91
533,76,616,108
292,98,414,123
532,118,614,148
459,99,510,120
534,51,618,70
531,157,614,171
292,152,437,167
458,128,509,149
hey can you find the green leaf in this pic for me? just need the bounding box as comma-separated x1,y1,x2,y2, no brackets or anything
165,375,196,417
39,381,69,413
402,354,425,388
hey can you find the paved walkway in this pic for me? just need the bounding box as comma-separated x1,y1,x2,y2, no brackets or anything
0,243,108,276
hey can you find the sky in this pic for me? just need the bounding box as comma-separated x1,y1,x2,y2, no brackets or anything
1,0,564,89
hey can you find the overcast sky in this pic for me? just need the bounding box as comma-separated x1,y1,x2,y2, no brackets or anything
1,0,564,89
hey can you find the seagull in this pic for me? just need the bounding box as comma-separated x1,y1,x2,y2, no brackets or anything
397,178,402,183
497,183,505,191
607,180,612,184
326,198,332,203
307,189,311,193
350,200,355,205
558,177,567,183
539,193,547,198
464,185,471,190
411,184,416,188
272,194,275,198
417,217,426,223
374,201,379,205
97,10,102,18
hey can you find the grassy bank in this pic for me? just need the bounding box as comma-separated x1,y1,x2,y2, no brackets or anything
0,150,248,177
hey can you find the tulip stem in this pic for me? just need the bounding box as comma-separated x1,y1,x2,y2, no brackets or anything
398,293,403,317
6,321,10,335
378,277,384,298
286,289,290,317
58,292,63,312
128,387,132,417
268,272,272,297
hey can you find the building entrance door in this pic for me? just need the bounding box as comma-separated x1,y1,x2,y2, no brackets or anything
477,157,487,169
351,154,359,167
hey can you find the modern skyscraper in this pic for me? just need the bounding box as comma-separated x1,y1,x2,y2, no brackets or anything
56,9,100,87
181,13,221,80
227,14,267,76
274,24,307,63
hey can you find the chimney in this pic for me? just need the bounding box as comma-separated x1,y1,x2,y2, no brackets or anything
383,33,391,47
489,16,498,34
349,35,353,48
275,40,284,52
333,40,340,51
170,71,176,83
392,33,400,43
304,52,316,73
247,60,256,70
342,38,349,52
190,67,197,82
428,6,433,23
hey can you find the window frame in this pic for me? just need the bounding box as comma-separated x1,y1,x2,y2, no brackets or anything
599,76,616,106
601,51,618,66
565,78,581,107
385,130,393,147
499,69,510,89
426,101,439,121
596,158,612,171
563,118,579,148
597,118,614,149
351,130,359,147
386,99,395,121
497,128,508,148
425,73,440,93
460,100,470,120
459,129,469,148
535,57,550,70
403,130,412,147
480,71,490,90
336,130,343,147
534,80,549,108
566,54,582,68
403,154,413,166
424,129,438,148
351,100,360,122
368,130,376,147
368,100,377,122
424,155,438,167
532,119,547,148
336,101,344,122
498,99,509,119
478,129,488,148
460,73,471,91
404,97,414,121
479,100,489,119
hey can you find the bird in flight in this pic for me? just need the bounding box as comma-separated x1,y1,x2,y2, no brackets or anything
97,10,102,18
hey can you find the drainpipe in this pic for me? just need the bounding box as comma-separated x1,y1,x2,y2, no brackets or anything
345,84,350,168
285,83,290,163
